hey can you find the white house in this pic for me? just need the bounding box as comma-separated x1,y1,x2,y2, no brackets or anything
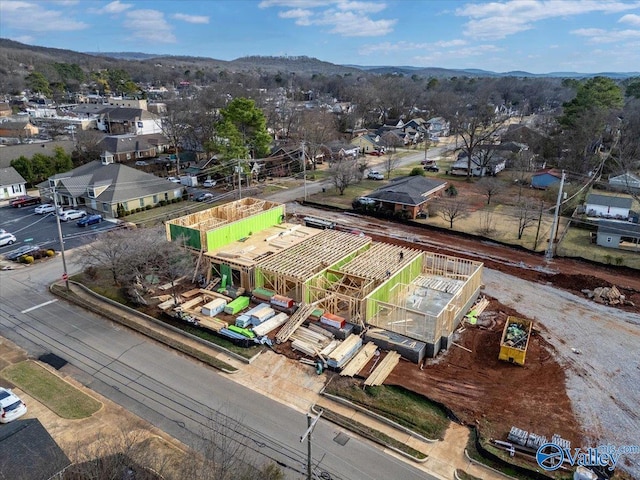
585,193,633,219
0,166,27,200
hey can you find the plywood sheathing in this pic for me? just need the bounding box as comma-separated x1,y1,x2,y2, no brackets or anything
340,342,379,377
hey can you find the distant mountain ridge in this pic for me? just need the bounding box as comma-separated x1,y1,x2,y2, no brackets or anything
1,38,638,79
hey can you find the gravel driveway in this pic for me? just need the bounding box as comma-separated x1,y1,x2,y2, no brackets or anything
483,268,640,477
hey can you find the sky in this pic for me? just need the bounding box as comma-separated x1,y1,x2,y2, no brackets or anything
1,0,640,74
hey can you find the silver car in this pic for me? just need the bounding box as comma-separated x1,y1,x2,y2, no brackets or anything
0,387,27,423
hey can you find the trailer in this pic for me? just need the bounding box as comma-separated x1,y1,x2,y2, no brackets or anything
498,316,533,366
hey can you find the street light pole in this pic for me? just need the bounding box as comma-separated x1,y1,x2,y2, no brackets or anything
51,183,69,290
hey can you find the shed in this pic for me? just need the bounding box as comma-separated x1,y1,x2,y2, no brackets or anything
585,193,633,219
596,221,640,250
608,172,640,193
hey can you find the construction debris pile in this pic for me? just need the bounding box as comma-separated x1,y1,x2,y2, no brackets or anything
581,285,634,306
503,322,528,350
506,426,571,450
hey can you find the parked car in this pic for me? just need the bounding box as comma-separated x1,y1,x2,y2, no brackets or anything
4,244,40,261
167,176,181,183
202,179,217,188
59,209,86,222
10,195,41,208
0,232,17,246
195,193,214,202
135,160,149,166
368,150,384,156
0,387,27,423
34,203,57,214
77,214,103,227
424,163,440,172
356,197,377,206
367,170,384,180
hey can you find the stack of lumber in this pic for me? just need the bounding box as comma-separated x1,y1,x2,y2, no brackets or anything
196,316,227,332
340,342,379,377
180,296,205,311
290,326,333,357
326,334,363,369
320,312,345,329
275,303,316,344
236,303,271,328
199,289,232,303
158,276,186,291
252,287,275,302
364,351,401,386
181,288,201,298
307,322,334,339
157,298,179,311
251,306,275,325
252,312,289,337
224,296,250,315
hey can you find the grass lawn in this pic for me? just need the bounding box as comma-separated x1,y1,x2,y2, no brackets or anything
324,377,450,440
2,361,102,419
123,198,223,227
557,226,640,269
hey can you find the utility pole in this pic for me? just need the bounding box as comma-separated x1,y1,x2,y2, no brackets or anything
301,141,307,201
545,171,566,260
534,201,544,250
237,159,242,200
51,183,69,290
300,408,323,480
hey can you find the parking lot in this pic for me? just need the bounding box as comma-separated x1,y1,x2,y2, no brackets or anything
0,204,117,259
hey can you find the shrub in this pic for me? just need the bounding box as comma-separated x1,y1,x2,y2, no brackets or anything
46,249,55,257
409,167,425,176
85,266,98,280
145,205,152,210
170,198,177,204
159,200,167,207
136,207,142,213
20,255,34,264
123,210,130,216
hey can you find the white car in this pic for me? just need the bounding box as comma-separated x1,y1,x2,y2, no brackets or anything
0,387,27,423
34,203,57,214
135,160,149,166
167,176,181,184
202,179,217,188
0,232,17,246
59,209,87,221
367,170,384,180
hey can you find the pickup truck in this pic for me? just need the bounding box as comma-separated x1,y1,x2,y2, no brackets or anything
10,196,41,208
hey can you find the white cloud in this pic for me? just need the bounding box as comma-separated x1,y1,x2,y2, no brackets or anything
434,39,467,48
172,13,209,24
99,1,132,14
572,27,640,43
13,34,34,44
359,38,467,56
124,9,176,44
0,1,87,32
262,0,395,37
619,13,640,26
456,0,640,40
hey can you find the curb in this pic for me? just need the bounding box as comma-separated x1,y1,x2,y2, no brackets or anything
321,390,438,444
464,449,519,480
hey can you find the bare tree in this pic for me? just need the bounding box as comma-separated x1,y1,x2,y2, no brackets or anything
477,177,503,205
329,157,359,195
478,209,497,235
516,199,538,239
436,197,469,228
74,129,105,164
382,150,400,180
452,102,507,179
76,228,138,285
160,101,192,176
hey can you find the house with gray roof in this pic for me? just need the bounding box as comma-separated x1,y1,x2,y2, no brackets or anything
585,193,633,219
0,418,70,480
96,107,162,135
96,133,169,163
0,166,27,200
608,172,640,194
0,140,75,169
42,156,182,218
596,220,640,250
365,175,447,219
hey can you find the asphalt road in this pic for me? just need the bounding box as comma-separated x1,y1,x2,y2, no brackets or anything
0,255,435,480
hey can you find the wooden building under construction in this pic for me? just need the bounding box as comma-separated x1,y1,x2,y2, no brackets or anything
165,198,483,358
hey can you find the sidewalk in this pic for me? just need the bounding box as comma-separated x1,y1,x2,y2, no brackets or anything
59,280,508,480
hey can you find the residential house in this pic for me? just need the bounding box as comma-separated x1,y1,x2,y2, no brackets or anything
0,102,12,117
596,221,640,250
608,172,640,194
96,133,170,163
365,176,447,219
426,117,450,137
96,107,162,135
450,153,506,177
0,166,27,200
531,169,563,189
0,140,75,169
350,133,382,154
43,156,182,218
259,145,306,177
585,193,633,220
501,124,547,155
326,141,359,162
0,419,70,480
0,117,39,139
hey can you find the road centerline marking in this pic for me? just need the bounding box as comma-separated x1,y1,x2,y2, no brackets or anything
21,299,58,313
